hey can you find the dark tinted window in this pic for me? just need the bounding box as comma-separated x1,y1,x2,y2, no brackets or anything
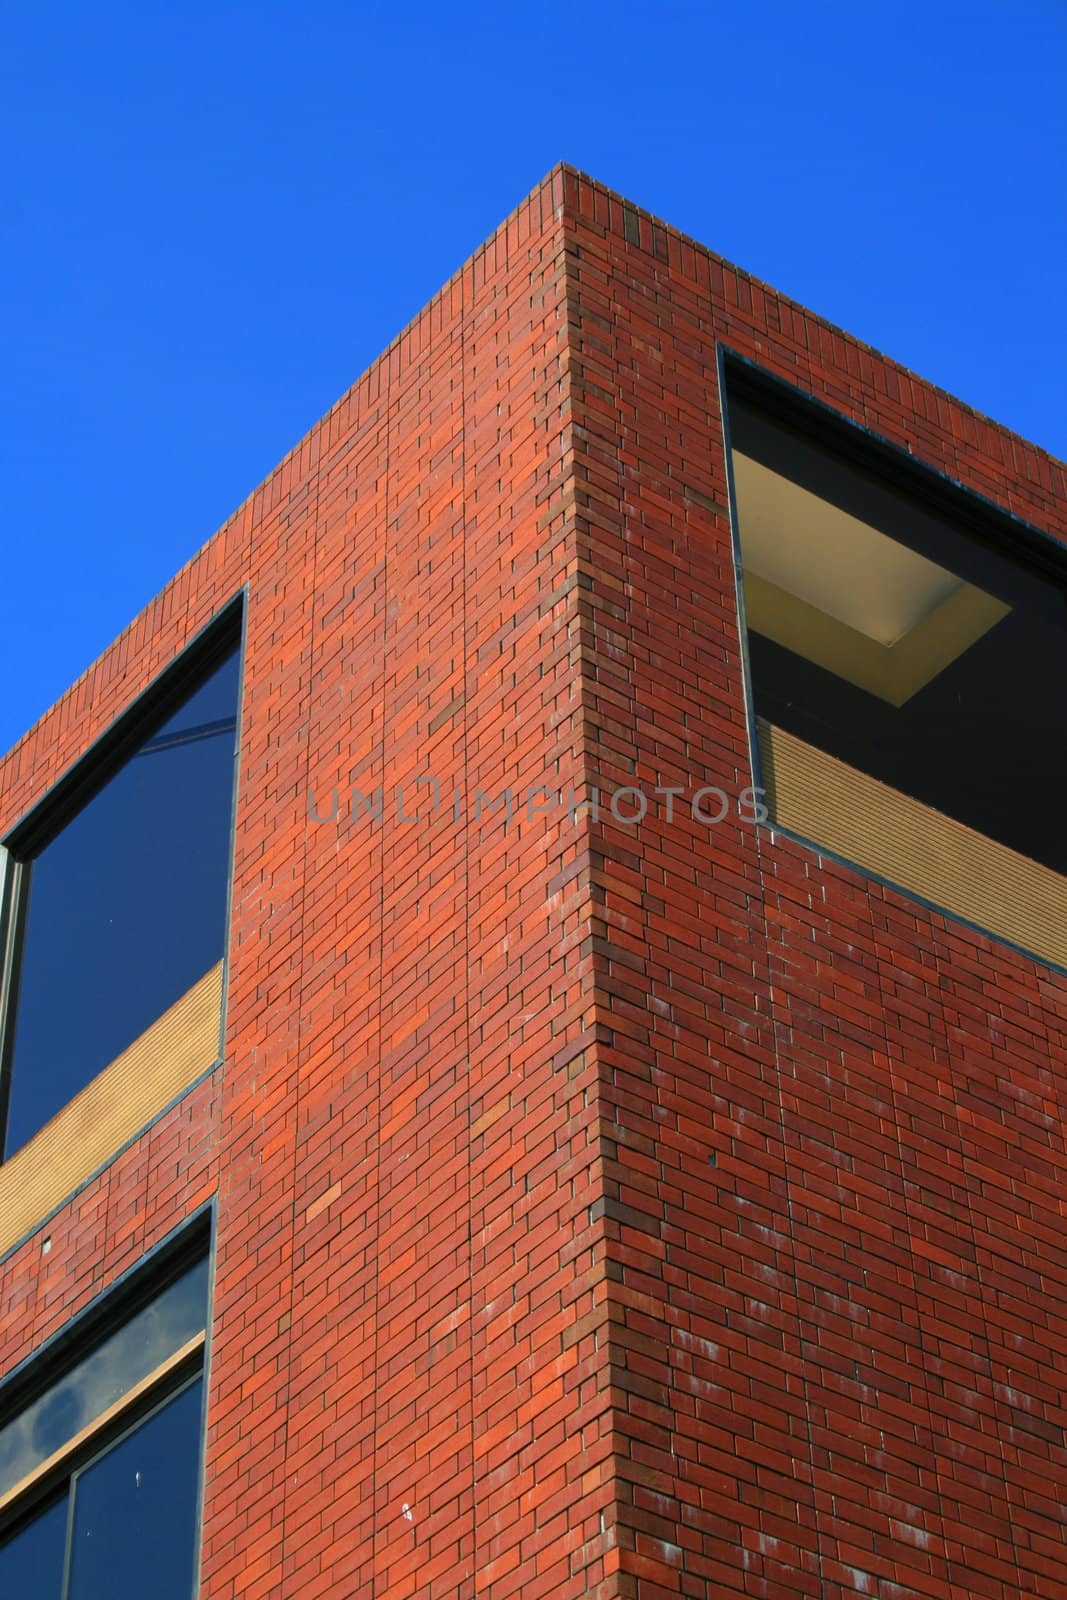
0,1241,208,1599
0,1383,203,1600
729,394,1067,874
3,646,239,1157
67,1377,203,1600
0,1493,67,1598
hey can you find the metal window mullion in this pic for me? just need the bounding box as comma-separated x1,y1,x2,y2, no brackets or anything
58,1482,75,1600
0,850,29,1160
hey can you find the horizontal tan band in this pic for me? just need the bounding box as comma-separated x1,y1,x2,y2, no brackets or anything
0,962,224,1257
758,720,1067,969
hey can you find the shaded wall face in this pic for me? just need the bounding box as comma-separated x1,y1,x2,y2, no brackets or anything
562,172,1067,1597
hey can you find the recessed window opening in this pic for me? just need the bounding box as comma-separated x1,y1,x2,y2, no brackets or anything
726,361,1067,964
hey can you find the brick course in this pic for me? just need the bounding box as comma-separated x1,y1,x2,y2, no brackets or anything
1,166,1064,1598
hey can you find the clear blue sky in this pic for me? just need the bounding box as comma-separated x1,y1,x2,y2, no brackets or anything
1,2,1063,754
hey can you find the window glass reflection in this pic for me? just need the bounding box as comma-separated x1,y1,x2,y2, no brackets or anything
67,1378,203,1600
729,395,1067,874
0,1258,208,1499
4,648,239,1157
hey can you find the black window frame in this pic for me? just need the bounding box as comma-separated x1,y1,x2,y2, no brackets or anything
0,598,244,1160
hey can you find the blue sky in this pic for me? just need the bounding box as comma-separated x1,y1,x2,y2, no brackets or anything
1,1,1064,754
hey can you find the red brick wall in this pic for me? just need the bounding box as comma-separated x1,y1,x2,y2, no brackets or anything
562,167,1067,1597
2,166,1065,1599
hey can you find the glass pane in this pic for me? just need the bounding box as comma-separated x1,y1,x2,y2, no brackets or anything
0,1258,208,1499
0,1491,68,1598
67,1378,202,1600
4,648,239,1156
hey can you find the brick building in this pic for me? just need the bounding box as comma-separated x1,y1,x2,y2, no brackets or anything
1,167,1065,1597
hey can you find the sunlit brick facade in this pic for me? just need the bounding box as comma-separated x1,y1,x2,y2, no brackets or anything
2,167,1065,1598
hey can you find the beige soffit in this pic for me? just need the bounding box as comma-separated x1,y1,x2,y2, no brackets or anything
759,720,1067,970
733,452,1010,705
0,961,223,1257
